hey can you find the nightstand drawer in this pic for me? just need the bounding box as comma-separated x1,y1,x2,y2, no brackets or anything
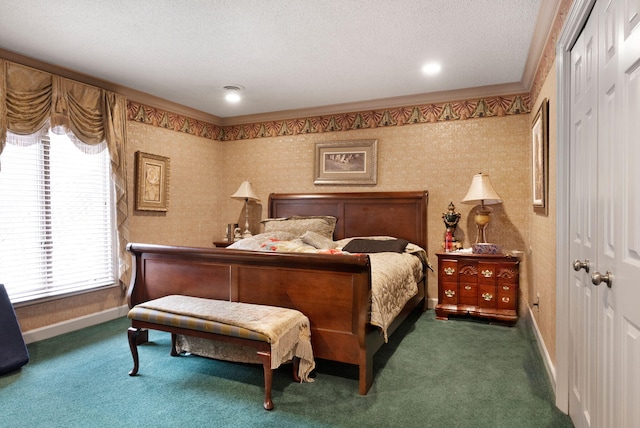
478,285,497,309
497,285,517,310
478,263,497,285
440,284,458,304
459,282,477,306
440,261,458,279
458,263,478,284
497,266,519,285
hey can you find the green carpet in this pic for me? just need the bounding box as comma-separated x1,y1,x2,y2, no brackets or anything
0,310,572,427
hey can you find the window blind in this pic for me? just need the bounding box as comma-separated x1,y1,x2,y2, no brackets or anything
0,131,116,303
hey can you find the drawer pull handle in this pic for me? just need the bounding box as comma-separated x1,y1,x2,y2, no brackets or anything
502,297,510,303
444,267,455,276
464,285,472,290
482,270,493,278
482,292,493,301
444,289,455,298
502,285,510,290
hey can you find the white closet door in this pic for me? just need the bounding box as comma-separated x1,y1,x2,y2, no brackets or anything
569,10,599,427
568,1,640,427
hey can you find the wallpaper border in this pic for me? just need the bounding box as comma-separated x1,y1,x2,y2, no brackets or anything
127,93,531,142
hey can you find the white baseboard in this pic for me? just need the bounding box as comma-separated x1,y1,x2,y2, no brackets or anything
528,306,557,394
427,297,437,309
22,305,129,344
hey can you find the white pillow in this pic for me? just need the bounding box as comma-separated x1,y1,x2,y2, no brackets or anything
301,230,337,249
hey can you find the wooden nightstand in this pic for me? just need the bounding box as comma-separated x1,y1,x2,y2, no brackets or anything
213,241,233,248
435,252,519,324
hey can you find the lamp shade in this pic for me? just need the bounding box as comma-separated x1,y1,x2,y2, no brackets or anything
461,173,502,205
231,181,259,201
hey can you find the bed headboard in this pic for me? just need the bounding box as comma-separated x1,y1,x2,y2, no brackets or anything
268,191,428,250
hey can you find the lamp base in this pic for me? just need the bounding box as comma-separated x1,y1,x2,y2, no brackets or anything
473,204,492,244
241,199,252,239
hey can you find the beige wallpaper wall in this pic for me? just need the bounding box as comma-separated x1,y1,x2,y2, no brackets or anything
126,122,223,248
528,60,558,365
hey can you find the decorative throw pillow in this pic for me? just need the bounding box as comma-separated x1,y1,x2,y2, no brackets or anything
301,230,337,249
261,215,337,239
342,238,409,253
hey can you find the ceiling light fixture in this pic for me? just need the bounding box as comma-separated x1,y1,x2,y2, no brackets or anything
422,62,442,76
223,85,244,103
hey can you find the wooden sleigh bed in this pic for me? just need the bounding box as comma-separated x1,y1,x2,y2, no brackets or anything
126,190,428,395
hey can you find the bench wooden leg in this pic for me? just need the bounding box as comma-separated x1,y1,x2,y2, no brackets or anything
170,333,179,356
127,327,141,376
256,351,274,410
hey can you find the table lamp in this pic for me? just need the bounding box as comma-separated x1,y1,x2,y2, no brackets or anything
461,173,502,245
231,180,259,238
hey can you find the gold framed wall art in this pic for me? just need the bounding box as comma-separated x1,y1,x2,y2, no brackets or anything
135,151,170,211
314,139,378,185
531,98,548,213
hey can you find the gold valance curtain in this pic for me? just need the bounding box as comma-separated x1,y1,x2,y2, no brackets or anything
0,59,130,288
1,61,120,150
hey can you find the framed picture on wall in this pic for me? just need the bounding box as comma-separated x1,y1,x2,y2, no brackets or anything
135,151,170,211
314,139,378,185
531,98,548,214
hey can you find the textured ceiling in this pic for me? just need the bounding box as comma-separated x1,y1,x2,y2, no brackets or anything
0,1,546,120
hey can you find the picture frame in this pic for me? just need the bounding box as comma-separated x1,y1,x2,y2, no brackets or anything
135,151,170,211
531,98,549,213
314,139,378,185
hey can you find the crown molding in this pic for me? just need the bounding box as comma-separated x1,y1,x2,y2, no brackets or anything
521,0,562,91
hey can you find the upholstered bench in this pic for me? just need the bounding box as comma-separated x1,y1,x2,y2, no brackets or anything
127,295,315,410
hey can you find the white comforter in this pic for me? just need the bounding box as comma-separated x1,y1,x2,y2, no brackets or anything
228,233,427,340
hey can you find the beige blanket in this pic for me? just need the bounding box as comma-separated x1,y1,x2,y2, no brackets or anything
228,234,427,341
138,296,315,382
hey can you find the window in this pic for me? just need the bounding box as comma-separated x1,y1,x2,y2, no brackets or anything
0,130,116,303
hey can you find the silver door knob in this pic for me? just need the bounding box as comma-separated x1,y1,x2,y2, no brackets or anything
573,259,590,273
591,271,612,288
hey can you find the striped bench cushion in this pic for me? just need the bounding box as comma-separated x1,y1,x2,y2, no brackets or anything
128,306,269,343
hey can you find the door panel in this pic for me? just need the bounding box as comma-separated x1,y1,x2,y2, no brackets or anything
617,3,640,425
569,11,599,426
620,321,640,427
623,0,640,37
597,2,619,425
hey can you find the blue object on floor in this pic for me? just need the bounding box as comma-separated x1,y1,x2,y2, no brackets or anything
0,284,29,375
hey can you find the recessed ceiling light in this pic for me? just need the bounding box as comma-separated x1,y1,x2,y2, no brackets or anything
223,85,244,103
422,63,442,76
